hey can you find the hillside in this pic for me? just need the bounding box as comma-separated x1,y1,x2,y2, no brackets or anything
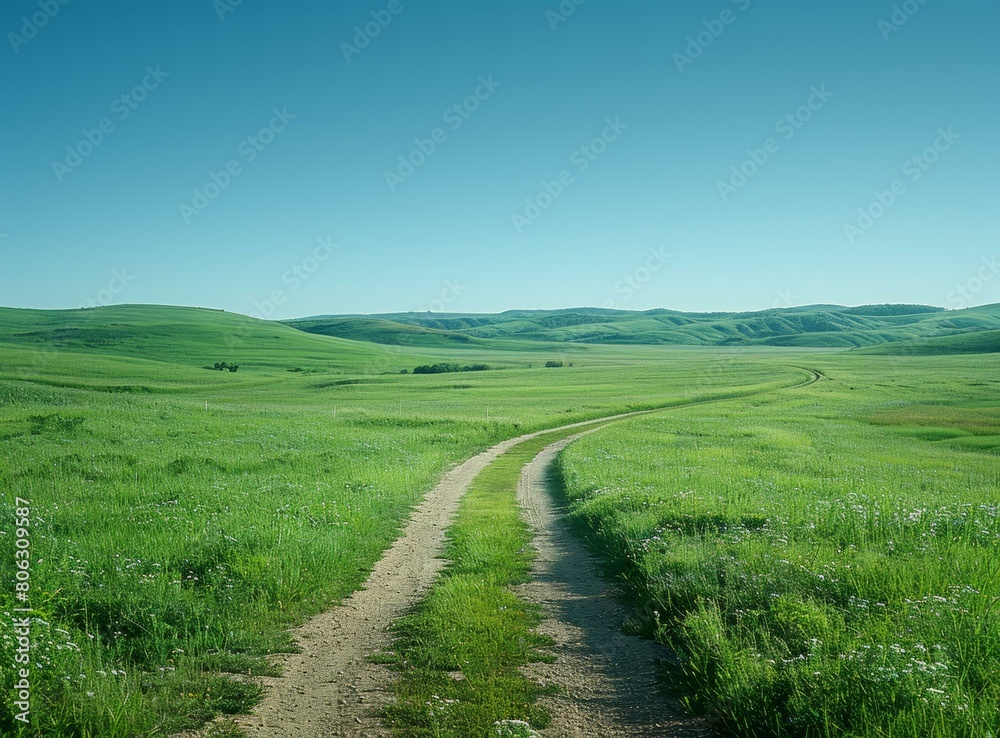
854,328,1000,356
0,305,412,380
286,303,1000,348
283,317,482,348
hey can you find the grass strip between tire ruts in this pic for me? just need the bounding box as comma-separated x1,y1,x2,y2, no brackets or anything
380,426,596,738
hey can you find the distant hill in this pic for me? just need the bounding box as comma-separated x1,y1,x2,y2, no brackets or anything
854,328,1000,356
0,304,397,372
284,317,483,348
286,304,1000,349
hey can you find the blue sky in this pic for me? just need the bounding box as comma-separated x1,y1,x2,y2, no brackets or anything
2,0,998,318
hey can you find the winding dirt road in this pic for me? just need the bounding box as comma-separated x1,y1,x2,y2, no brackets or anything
235,413,668,737
233,370,823,737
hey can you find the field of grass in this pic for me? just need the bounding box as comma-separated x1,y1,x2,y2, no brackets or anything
557,353,1000,736
0,305,809,736
381,430,588,738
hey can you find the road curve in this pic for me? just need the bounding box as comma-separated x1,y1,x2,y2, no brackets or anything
233,367,824,737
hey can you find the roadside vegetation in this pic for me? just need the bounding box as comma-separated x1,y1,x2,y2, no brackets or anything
0,305,799,737
3,304,997,736
381,430,587,737
557,354,1000,736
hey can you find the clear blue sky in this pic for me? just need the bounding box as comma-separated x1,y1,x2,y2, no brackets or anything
2,0,998,318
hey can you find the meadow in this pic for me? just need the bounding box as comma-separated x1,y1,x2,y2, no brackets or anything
0,305,809,737
558,353,1000,736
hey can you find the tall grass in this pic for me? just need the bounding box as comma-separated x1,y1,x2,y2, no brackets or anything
0,308,804,736
382,432,584,737
557,355,1000,736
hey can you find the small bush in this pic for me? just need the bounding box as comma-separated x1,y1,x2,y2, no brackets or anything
412,363,491,375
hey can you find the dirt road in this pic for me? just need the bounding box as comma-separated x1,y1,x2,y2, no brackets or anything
516,432,711,737
235,370,822,736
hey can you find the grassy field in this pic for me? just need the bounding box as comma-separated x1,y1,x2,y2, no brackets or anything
381,430,583,738
557,353,1000,736
0,305,808,737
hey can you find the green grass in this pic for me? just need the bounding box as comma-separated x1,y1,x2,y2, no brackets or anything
381,431,582,737
0,304,807,736
380,372,829,737
5,304,995,736
556,353,1000,737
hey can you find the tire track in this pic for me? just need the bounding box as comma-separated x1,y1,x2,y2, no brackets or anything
229,368,823,736
516,432,711,737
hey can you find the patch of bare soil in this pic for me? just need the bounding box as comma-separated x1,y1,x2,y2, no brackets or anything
515,433,713,737
231,413,655,737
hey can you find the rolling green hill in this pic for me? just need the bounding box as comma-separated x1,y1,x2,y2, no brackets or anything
854,328,1000,355
286,303,1000,349
0,304,393,372
283,316,482,348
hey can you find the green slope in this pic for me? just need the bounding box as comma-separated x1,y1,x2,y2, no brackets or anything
286,303,1000,349
283,316,481,348
853,328,1000,355
0,304,392,372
